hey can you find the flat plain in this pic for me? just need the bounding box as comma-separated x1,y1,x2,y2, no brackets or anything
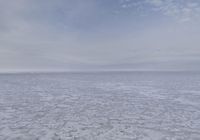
0,71,200,140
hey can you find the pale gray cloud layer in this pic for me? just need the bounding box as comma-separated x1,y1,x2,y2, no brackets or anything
0,0,200,72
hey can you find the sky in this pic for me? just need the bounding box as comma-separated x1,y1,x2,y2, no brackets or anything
1,0,200,72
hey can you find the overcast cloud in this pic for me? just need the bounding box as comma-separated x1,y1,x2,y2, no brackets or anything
0,0,200,72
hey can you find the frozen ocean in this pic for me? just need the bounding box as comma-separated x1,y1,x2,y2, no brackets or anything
0,71,200,140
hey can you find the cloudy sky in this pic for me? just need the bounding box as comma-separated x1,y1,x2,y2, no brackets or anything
1,0,200,71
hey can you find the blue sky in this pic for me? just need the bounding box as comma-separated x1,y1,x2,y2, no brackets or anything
0,0,200,71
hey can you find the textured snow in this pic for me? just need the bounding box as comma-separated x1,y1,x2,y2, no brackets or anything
0,72,200,140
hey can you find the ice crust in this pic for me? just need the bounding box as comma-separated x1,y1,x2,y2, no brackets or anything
0,72,200,140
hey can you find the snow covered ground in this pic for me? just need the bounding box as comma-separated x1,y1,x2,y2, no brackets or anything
0,71,200,140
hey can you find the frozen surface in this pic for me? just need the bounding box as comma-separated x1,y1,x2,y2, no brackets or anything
0,71,200,140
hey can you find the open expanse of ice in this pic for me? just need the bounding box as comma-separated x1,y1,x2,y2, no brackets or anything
0,71,200,140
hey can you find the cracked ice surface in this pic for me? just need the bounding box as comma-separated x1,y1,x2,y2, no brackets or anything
0,72,200,140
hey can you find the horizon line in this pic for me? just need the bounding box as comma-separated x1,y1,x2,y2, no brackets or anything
0,69,200,74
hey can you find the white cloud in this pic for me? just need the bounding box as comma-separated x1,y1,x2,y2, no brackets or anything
146,0,200,22
119,0,200,23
